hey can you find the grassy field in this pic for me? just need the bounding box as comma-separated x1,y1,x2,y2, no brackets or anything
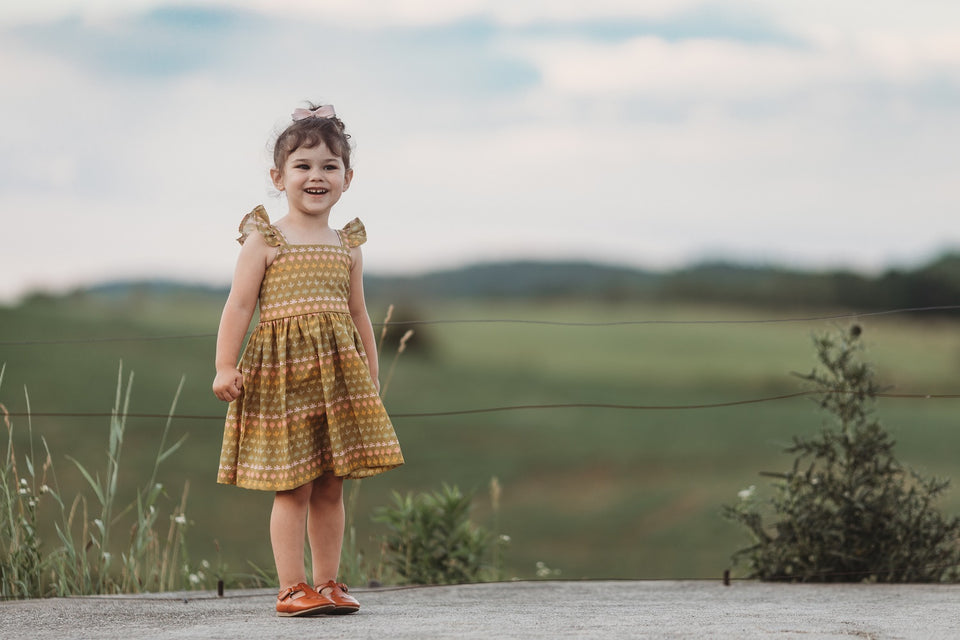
2,293,959,583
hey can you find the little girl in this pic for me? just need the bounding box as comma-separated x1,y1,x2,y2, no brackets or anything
212,103,404,617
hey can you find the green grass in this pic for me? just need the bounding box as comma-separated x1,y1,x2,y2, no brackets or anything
2,294,959,584
0,362,224,597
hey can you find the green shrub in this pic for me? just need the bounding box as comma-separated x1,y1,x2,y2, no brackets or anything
724,326,960,582
374,484,493,585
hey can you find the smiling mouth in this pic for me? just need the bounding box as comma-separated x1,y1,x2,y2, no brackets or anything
305,188,328,195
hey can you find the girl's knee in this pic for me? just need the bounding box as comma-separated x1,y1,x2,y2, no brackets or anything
276,482,313,506
311,474,344,503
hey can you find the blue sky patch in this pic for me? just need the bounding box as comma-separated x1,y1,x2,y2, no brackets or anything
8,5,260,77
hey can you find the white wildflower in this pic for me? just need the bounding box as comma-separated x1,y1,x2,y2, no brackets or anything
18,488,29,495
19,478,28,486
174,515,187,525
189,574,201,585
737,486,756,500
40,484,50,494
499,534,511,544
201,560,211,569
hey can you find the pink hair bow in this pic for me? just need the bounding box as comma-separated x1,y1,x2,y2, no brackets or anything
291,105,336,121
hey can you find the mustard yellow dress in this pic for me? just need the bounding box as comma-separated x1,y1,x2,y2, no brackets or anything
217,206,404,490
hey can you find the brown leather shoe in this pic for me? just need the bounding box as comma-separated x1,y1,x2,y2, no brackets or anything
316,580,360,614
276,582,335,617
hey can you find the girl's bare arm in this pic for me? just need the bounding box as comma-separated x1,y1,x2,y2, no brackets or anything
212,234,272,402
347,246,381,392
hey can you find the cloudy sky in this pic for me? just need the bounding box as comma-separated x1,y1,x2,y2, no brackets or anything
2,1,959,302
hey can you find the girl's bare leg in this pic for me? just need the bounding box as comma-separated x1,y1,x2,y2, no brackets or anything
271,483,312,587
307,473,345,585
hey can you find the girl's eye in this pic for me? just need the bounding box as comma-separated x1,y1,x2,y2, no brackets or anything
294,164,309,170
324,165,339,171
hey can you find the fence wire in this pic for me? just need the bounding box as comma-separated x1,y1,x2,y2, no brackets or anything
1,304,959,346
2,563,959,603
1,391,958,423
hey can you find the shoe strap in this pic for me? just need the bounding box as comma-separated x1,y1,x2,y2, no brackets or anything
317,580,349,593
278,582,314,602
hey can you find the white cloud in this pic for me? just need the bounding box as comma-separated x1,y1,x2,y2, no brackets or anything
508,30,960,106
513,37,825,100
772,0,960,38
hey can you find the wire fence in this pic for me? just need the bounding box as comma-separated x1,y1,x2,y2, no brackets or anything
4,563,960,603
1,303,959,421
1,390,959,423
2,304,959,347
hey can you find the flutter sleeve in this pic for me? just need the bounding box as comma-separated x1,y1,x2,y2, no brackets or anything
236,205,282,247
341,218,367,248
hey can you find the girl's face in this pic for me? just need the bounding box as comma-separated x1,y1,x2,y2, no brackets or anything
271,142,353,218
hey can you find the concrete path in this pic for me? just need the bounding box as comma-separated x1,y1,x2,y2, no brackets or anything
2,580,958,639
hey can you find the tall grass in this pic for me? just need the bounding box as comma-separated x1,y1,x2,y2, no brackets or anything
0,363,221,598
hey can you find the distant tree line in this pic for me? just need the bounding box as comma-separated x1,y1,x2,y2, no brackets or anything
22,252,960,316
364,252,960,313
654,253,960,311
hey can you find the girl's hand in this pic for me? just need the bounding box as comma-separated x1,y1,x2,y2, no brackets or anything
213,368,244,402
